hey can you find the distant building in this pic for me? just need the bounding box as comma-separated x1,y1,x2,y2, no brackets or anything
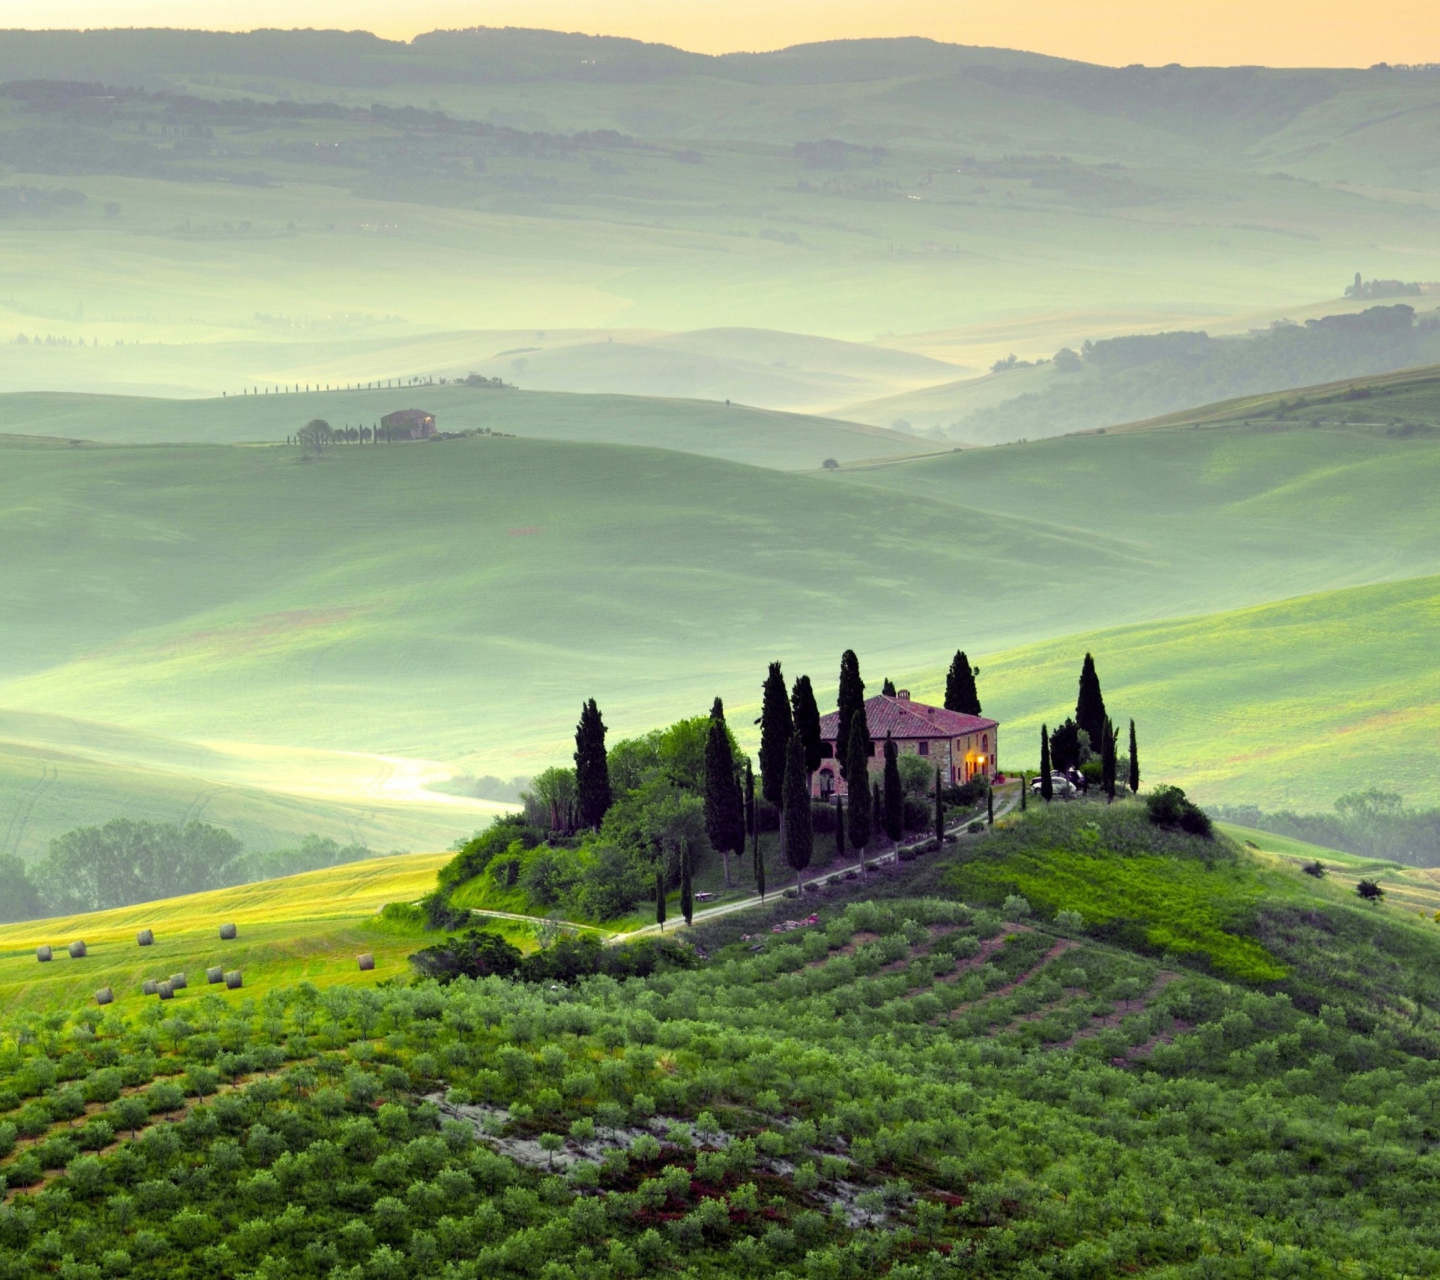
812,690,998,800
381,409,436,439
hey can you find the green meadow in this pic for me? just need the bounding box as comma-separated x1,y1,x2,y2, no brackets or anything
0,852,460,1015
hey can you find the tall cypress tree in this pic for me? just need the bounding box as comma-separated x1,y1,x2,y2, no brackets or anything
883,735,903,842
1039,725,1053,802
758,661,794,809
845,711,872,871
944,650,982,716
881,677,897,697
934,768,944,845
744,759,755,840
655,871,666,933
574,699,612,829
703,698,745,888
836,651,866,779
834,797,846,859
782,734,813,893
1102,717,1117,801
1128,720,1140,794
790,675,823,778
680,842,694,925
872,780,883,845
1075,653,1107,751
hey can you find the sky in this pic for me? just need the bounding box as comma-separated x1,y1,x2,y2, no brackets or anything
8,0,1440,68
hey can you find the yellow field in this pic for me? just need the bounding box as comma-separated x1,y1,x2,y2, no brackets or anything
0,853,453,1016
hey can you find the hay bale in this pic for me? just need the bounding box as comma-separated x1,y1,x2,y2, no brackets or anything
357,953,375,971
36,945,51,962
68,941,87,959
219,923,237,940
95,987,114,1006
225,970,243,989
157,981,174,1000
169,972,187,989
136,929,154,947
142,979,159,995
206,966,224,984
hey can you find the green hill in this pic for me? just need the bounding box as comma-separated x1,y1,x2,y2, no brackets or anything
5,802,1440,1274
0,386,925,470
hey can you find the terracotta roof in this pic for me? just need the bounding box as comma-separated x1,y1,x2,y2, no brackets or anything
819,694,996,742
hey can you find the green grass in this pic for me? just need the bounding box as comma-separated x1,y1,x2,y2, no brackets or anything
0,852,471,1015
0,385,930,470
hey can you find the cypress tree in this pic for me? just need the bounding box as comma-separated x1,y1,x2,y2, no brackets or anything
1102,718,1117,801
1128,720,1140,794
680,842,694,925
574,699,612,829
944,650,982,715
872,780,883,845
881,677,897,697
790,675,823,777
883,735,903,842
845,711,872,872
987,779,994,826
758,662,794,809
1020,772,1028,811
834,797,846,859
1075,653,1107,751
836,651,866,779
754,828,766,902
704,698,745,888
933,768,944,845
655,871,666,933
782,734,813,893
744,759,755,840
1039,725,1053,802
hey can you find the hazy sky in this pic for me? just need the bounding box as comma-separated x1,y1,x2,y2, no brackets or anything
15,0,1440,68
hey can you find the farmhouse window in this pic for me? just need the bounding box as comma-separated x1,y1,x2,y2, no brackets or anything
918,741,929,756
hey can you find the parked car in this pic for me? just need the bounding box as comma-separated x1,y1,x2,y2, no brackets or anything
1064,767,1088,793
1031,773,1076,797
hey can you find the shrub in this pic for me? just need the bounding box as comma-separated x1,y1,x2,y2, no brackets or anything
1145,786,1213,837
1302,860,1326,878
1356,879,1384,900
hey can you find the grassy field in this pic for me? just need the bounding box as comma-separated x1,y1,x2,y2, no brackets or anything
0,384,928,470
2,416,1440,823
0,852,470,1015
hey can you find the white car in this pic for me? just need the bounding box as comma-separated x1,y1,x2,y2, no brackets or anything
1031,773,1076,797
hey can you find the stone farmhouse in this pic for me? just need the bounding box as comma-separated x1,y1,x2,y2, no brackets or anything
381,408,437,439
812,690,998,800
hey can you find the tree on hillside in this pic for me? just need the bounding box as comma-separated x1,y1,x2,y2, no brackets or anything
298,418,333,453
0,854,43,923
882,677,897,697
574,699,612,829
1102,717,1118,801
836,651,866,779
835,797,846,859
872,780,884,843
944,650,982,716
680,841,694,926
846,711,872,872
883,736,904,842
703,698,745,888
759,662,794,809
1049,718,1084,772
1075,653,1107,751
782,734,812,893
744,757,756,843
655,871,666,932
1040,725,1053,801
1128,720,1140,793
791,675,823,778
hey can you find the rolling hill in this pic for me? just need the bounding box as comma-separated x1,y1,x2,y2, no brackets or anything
0,385,926,470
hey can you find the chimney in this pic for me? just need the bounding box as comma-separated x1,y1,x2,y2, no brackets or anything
897,689,911,700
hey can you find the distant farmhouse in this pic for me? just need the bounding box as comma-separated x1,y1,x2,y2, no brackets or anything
813,690,998,799
381,408,436,439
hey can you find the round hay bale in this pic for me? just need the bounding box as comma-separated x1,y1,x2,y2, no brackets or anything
142,979,159,995
36,945,52,963
68,940,87,959
225,970,243,989
136,929,154,947
219,923,238,940
206,966,224,984
169,972,187,990
157,981,174,1000
357,953,375,971
95,987,114,1006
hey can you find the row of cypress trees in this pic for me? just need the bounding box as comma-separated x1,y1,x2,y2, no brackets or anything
1036,654,1141,802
